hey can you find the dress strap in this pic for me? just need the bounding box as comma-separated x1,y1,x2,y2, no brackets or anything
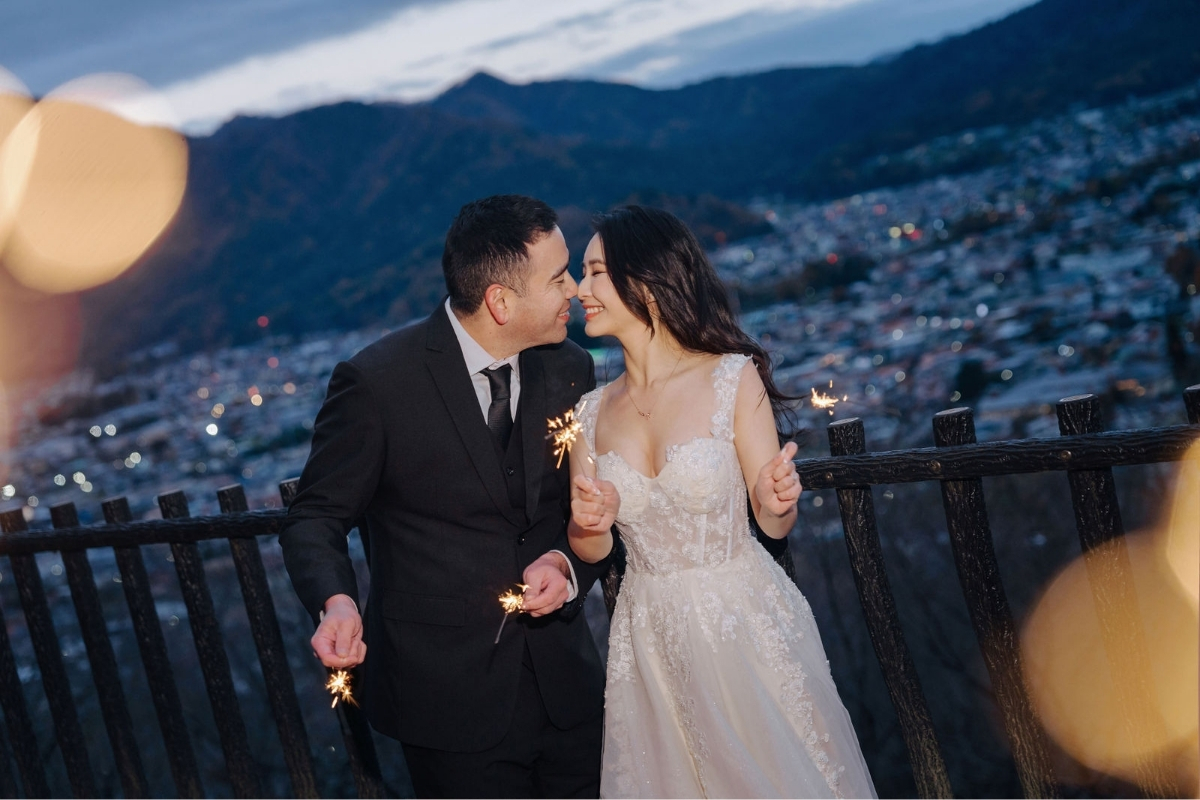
710,354,751,441
575,386,604,457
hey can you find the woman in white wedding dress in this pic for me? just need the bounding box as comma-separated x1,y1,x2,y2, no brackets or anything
567,206,876,799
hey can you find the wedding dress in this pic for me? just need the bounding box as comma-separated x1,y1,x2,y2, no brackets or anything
577,354,877,799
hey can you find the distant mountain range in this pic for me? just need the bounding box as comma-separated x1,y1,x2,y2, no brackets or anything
81,0,1200,368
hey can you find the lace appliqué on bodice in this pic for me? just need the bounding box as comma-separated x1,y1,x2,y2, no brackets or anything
575,353,754,575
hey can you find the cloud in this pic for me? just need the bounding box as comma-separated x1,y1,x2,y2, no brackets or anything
159,0,863,134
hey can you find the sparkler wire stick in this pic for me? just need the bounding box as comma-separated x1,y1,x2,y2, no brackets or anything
547,401,586,468
494,585,529,644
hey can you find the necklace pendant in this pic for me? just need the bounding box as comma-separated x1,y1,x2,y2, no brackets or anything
638,410,652,419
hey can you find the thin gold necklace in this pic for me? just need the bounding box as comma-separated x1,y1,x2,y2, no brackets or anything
627,351,684,419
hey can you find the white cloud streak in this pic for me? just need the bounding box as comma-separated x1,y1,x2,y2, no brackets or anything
159,0,862,134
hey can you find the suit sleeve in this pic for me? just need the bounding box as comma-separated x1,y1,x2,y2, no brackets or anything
280,360,385,623
551,349,609,620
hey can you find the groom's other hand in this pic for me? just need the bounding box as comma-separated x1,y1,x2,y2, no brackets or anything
521,552,572,617
312,593,367,668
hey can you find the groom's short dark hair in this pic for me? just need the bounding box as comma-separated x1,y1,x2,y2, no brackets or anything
443,195,559,314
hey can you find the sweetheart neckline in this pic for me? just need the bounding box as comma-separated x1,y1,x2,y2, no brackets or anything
598,435,733,481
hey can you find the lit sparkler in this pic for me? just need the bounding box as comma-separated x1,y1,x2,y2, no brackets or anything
494,584,529,644
325,668,357,708
547,401,586,468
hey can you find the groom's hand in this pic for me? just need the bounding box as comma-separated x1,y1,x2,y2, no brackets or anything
521,552,572,617
312,594,366,668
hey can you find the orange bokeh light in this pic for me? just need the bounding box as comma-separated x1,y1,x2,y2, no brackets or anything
0,68,34,254
1021,443,1200,795
0,381,10,487
0,75,187,294
0,266,83,386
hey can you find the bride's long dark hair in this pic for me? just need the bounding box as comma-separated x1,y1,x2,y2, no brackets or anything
591,205,796,434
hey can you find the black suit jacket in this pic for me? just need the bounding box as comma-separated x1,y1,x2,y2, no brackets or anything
280,305,607,751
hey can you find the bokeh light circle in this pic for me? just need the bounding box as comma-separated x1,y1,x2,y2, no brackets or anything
1021,456,1200,795
0,381,9,487
0,75,187,294
0,66,34,254
0,265,82,387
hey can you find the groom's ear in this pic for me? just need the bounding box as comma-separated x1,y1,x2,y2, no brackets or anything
483,283,510,325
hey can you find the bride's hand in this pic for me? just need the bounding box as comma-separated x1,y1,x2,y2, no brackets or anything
755,441,801,517
572,474,620,532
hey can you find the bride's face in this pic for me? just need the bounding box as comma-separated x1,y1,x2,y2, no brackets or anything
579,234,644,340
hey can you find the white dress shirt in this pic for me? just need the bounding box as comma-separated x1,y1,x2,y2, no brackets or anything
445,300,578,602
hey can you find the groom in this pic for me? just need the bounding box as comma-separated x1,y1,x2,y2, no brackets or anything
280,195,609,798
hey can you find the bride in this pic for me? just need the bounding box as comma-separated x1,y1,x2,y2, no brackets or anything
567,206,877,799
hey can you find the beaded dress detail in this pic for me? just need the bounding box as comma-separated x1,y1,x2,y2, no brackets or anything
577,354,876,799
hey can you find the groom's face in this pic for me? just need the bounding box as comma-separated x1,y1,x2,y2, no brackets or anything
506,226,576,348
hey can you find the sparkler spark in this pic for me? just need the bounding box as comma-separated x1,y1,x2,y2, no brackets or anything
325,668,357,708
811,387,840,415
547,401,586,468
494,584,529,644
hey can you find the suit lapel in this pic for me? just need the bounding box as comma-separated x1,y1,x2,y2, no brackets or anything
425,306,524,527
518,348,548,523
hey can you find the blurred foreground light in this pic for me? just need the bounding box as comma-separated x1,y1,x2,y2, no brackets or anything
72,471,85,484
1021,441,1200,795
104,423,116,436
53,474,66,486
0,263,82,385
1,484,14,499
0,68,34,253
0,383,9,485
89,426,102,437
250,394,263,407
0,74,187,294
205,423,218,436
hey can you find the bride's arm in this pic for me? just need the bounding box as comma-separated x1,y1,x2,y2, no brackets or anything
567,431,618,564
734,361,801,539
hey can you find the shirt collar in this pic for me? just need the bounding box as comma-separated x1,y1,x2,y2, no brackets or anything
445,298,520,376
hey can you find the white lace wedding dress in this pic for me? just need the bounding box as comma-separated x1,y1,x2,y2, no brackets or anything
577,354,877,799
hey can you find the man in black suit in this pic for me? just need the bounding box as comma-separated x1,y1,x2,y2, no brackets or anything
280,195,609,798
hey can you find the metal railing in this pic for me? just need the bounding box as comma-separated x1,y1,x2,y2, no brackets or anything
0,387,1195,798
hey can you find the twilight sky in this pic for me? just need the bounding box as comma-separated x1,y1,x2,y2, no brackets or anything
0,0,1036,134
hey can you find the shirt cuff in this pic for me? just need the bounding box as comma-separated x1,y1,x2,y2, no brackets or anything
547,549,578,603
319,596,359,621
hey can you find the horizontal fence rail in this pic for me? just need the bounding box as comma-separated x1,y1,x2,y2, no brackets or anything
0,479,385,799
0,385,1194,797
795,424,1200,489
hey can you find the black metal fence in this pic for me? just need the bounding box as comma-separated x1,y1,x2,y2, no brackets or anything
0,387,1195,798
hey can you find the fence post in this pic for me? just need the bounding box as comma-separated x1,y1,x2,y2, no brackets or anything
218,484,319,798
103,496,205,797
0,512,50,798
50,502,149,798
1184,384,1200,425
1056,394,1173,797
932,408,1057,799
827,418,954,798
157,490,263,798
279,479,386,798
0,507,98,798
0,716,18,798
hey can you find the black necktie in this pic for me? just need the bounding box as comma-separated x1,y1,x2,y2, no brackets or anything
483,364,514,451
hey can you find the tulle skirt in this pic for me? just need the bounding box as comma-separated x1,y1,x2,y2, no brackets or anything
600,546,877,799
